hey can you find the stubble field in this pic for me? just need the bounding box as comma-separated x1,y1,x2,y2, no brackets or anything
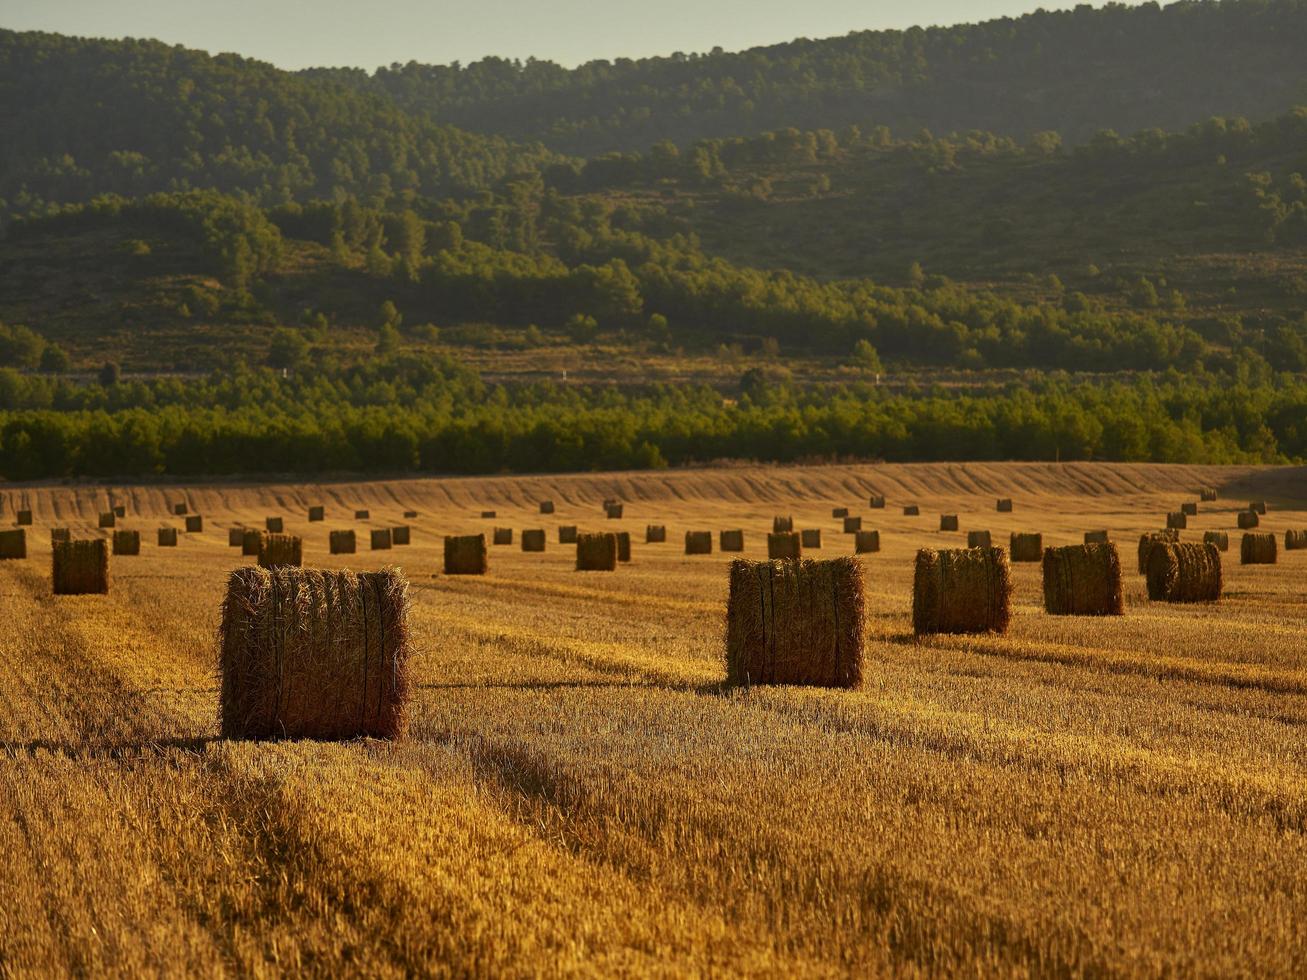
2,461,1306,977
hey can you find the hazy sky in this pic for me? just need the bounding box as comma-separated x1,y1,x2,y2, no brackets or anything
0,0,1145,70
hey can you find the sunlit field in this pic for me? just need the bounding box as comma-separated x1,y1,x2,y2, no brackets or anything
2,461,1306,976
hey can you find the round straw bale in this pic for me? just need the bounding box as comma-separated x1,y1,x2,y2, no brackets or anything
1200,488,1218,502
1146,542,1222,602
801,529,822,549
113,505,126,518
1166,512,1187,530
371,528,393,551
606,503,624,519
258,533,302,569
157,527,178,547
521,529,546,552
767,531,802,561
53,538,109,595
726,557,865,688
173,503,188,516
616,531,631,562
403,510,418,520
112,529,141,556
1043,543,1123,616
967,530,992,549
1203,530,1229,551
1249,501,1267,515
1009,532,1043,562
1286,529,1307,551
996,498,1013,513
842,516,862,533
98,512,116,529
773,516,793,533
185,515,203,533
719,529,744,552
1180,502,1198,517
855,530,880,554
602,498,617,511
559,525,578,544
1084,530,1109,544
228,527,245,547
492,527,513,546
0,529,27,560
242,529,262,556
902,505,920,516
577,532,618,571
685,531,713,555
1237,511,1259,529
645,525,666,543
330,530,357,555
50,528,70,545
16,510,33,526
218,566,411,740
265,516,284,533
913,547,1012,635
308,506,325,522
356,509,373,520
479,510,495,520
1137,529,1180,574
539,500,555,515
831,507,849,519
1241,532,1277,565
869,495,886,509
445,534,488,575
392,526,411,546
939,514,959,532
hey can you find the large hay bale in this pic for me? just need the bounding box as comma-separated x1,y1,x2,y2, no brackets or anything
445,534,488,575
492,527,513,546
601,498,617,511
726,557,865,688
113,505,126,518
685,531,713,555
1146,542,1222,602
1181,502,1198,517
522,529,546,552
1166,512,1187,530
768,531,802,561
16,509,32,526
1009,532,1043,562
358,509,374,520
1241,532,1277,565
616,531,631,562
645,525,666,543
577,532,617,571
539,500,555,515
392,526,411,546
371,528,393,551
831,507,849,519
0,529,27,560
842,516,862,533
50,528,70,545
1204,530,1230,551
719,529,744,552
967,530,992,549
257,533,302,569
330,530,357,555
403,510,418,520
939,514,959,532
1084,530,1109,545
265,516,284,533
308,506,325,522
902,505,920,517
869,495,886,509
913,547,1012,635
1043,544,1123,616
996,498,1013,513
1137,529,1180,573
242,529,262,556
173,502,188,516
1286,529,1307,551
218,567,411,740
801,529,823,549
157,527,178,547
98,512,116,529
1238,511,1259,529
773,516,793,533
228,527,245,547
112,529,141,556
1200,488,1218,502
559,525,578,544
605,503,624,519
855,530,880,554
1249,501,1267,515
185,515,203,533
53,539,109,595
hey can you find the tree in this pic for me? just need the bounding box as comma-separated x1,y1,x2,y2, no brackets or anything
851,339,883,373
39,343,70,374
566,313,599,343
267,328,308,369
376,323,401,355
98,362,121,386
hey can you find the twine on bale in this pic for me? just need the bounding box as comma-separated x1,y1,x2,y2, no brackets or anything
576,532,618,571
1146,543,1222,602
685,531,713,555
258,533,302,569
53,539,109,595
330,530,357,555
1204,530,1229,551
445,535,488,575
768,531,802,561
720,529,744,552
0,529,26,560
1009,532,1043,562
645,525,666,543
217,566,412,740
1241,533,1277,565
725,557,865,689
1043,543,1123,616
522,529,546,552
855,530,880,553
913,547,1012,636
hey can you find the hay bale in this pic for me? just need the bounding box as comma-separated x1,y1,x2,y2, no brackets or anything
1200,488,1218,502
720,529,745,552
98,512,116,529
392,526,411,546
1249,501,1267,515
444,534,488,575
0,529,27,560
403,510,418,519
1238,511,1259,529
113,505,126,518
602,498,618,511
242,529,262,556
50,528,70,545
726,557,865,688
616,531,631,562
522,529,546,552
265,516,284,533
1043,543,1123,616
939,514,959,532
218,567,411,740
492,527,513,546
539,500,555,515
157,527,178,547
330,530,357,555
768,531,802,561
1009,532,1043,563
16,510,32,526
645,525,666,543
1166,511,1187,530
1286,529,1307,551
773,516,793,533
358,509,373,520
902,505,919,517
371,528,393,551
1241,532,1277,565
1203,530,1229,551
53,539,109,595
308,506,325,522
913,547,1012,635
185,515,203,533
1181,502,1198,517
257,533,302,569
1146,542,1222,602
869,495,886,509
559,525,578,544
1084,530,1109,544
801,529,823,549
228,527,245,547
843,516,862,533
831,507,849,519
577,532,618,571
996,498,1013,513
967,530,992,549
855,530,880,554
605,503,624,519
1137,529,1180,573
685,531,713,555
112,529,141,556
173,503,188,516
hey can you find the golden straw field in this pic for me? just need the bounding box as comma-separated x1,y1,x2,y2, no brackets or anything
3,461,1307,976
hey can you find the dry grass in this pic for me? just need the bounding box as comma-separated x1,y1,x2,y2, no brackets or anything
2,461,1307,975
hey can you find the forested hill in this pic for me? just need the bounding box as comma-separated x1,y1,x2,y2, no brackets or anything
311,1,1307,157
0,30,560,221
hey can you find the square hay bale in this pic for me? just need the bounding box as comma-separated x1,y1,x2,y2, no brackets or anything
539,500,555,515
113,505,126,518
576,532,618,571
53,539,109,595
606,503,624,519
1241,532,1277,565
392,526,411,546
522,529,546,552
308,506,325,522
112,529,141,556
831,507,849,519
685,531,713,555
720,529,745,552
0,529,27,560
559,525,579,544
869,495,886,509
98,512,116,529
16,510,32,526
726,557,865,688
1238,511,1259,529
265,516,284,533
185,515,203,533
913,547,1012,635
939,514,959,532
1043,543,1123,616
843,516,862,533
257,533,302,569
157,527,178,547
616,531,631,562
1146,542,1222,602
855,530,880,554
602,498,617,511
801,529,822,549
403,510,418,519
1166,512,1187,530
1084,530,1110,544
1249,501,1267,515
228,527,245,547
1204,530,1230,551
996,498,1013,513
767,531,802,561
1200,488,1218,502
355,509,372,520
371,528,393,551
1009,532,1043,562
1137,530,1179,573
445,534,487,575
492,527,513,546
967,530,992,549
478,510,494,519
772,516,793,533
1286,529,1307,551
645,525,666,543
242,529,262,556
1181,502,1198,517
173,502,188,516
330,530,357,555
902,505,920,517
50,528,70,545
218,567,411,740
